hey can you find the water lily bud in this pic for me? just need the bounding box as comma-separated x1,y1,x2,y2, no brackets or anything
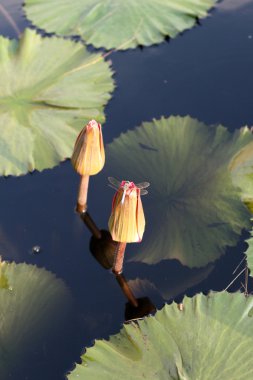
71,120,105,176
108,181,145,243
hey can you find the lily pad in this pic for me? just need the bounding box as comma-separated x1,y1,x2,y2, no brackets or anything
0,260,71,376
0,28,114,176
24,0,217,50
106,116,251,267
229,132,253,203
68,291,253,380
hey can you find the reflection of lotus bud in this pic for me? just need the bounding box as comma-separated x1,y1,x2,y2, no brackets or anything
108,181,145,243
71,120,105,176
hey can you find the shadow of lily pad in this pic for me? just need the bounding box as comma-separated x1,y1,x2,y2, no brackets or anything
0,28,114,176
106,115,252,268
24,0,217,50
128,262,214,302
68,291,253,380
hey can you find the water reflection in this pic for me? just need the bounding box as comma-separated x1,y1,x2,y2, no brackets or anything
0,0,27,38
0,227,19,260
128,263,214,302
80,208,156,319
218,0,253,12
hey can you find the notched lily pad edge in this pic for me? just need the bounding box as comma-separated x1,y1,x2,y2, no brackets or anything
23,0,218,51
67,289,252,379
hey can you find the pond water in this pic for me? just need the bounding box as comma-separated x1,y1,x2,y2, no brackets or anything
0,0,253,379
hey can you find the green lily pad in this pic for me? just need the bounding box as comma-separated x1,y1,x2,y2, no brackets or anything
0,260,71,376
68,291,253,380
24,0,217,50
229,132,253,203
0,28,114,176
106,116,251,267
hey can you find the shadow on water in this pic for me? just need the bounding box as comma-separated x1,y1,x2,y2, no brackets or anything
0,0,253,379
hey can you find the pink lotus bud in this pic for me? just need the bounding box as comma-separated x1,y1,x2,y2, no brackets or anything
108,181,145,243
71,120,105,176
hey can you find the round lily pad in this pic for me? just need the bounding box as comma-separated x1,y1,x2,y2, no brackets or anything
106,115,251,267
0,28,114,176
68,291,253,380
0,260,71,376
24,0,217,50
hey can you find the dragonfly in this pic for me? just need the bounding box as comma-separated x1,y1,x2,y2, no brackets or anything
108,177,150,204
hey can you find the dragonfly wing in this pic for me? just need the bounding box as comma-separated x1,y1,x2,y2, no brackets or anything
108,177,121,188
140,189,148,195
108,184,119,191
136,182,150,189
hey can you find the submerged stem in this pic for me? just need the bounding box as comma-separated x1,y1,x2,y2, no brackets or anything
115,273,138,308
79,211,102,239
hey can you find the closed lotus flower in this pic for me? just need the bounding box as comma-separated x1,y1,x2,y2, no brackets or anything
71,119,105,176
108,178,149,275
109,180,145,243
72,120,105,213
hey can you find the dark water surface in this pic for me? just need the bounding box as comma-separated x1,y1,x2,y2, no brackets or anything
0,0,253,379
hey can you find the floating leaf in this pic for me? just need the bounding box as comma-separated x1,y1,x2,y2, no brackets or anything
0,28,114,176
68,292,253,380
0,260,71,377
24,0,217,50
106,116,251,267
229,130,253,203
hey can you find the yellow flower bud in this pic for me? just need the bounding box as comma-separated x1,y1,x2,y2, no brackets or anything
71,120,105,176
108,181,145,243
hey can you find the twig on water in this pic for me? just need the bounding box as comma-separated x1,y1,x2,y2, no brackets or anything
224,267,246,291
232,255,246,275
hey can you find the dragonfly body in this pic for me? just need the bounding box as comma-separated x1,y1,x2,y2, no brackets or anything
108,177,149,204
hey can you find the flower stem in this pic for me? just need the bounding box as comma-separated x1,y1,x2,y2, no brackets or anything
113,242,139,306
75,175,102,239
76,175,89,213
113,242,127,274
